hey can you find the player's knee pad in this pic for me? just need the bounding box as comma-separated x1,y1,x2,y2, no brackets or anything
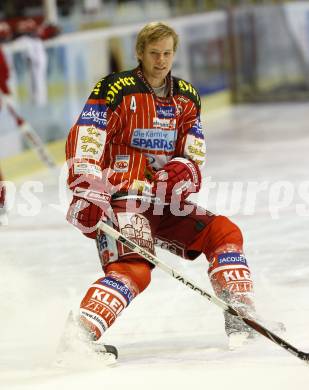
79,270,140,340
208,243,254,300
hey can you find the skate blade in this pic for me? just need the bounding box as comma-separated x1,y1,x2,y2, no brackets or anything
55,348,117,369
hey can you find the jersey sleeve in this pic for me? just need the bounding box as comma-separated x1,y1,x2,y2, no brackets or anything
65,76,122,187
175,92,206,168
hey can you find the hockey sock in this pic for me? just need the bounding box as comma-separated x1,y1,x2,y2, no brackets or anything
208,244,255,309
208,244,256,337
79,272,139,340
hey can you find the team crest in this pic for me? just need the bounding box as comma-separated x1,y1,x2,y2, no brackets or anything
117,213,154,254
113,155,130,172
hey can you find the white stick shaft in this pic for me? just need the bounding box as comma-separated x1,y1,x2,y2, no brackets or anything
1,94,56,170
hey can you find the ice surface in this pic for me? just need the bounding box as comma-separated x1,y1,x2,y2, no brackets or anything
1,103,309,389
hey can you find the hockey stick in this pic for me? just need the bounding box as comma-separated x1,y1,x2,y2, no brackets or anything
1,94,57,171
98,220,309,364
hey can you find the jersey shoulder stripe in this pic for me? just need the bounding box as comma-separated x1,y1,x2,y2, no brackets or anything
89,69,146,110
173,76,201,110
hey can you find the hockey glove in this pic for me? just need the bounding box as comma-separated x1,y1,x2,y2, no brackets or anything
152,157,202,203
66,176,112,239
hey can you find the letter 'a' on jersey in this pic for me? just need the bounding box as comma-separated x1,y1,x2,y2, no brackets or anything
65,67,206,195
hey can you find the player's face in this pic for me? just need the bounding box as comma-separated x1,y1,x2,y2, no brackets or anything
139,36,175,88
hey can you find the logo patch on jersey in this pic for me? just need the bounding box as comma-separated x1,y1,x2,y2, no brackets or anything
74,162,102,177
113,155,130,172
218,252,248,266
77,104,107,129
178,80,200,105
117,213,154,254
106,76,136,104
156,105,175,118
76,125,106,160
188,117,203,138
131,128,177,152
153,117,176,130
184,118,206,166
177,96,189,104
97,232,118,266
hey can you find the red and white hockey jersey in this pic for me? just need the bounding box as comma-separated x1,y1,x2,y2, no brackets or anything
66,67,206,194
0,47,10,94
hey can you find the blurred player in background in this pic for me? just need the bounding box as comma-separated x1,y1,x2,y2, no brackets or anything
0,168,6,221
0,18,57,203
65,22,256,360
0,21,12,221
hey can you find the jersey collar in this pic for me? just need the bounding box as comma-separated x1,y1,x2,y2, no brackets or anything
135,66,174,103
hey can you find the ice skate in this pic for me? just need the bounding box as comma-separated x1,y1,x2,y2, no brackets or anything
223,291,286,350
220,290,256,350
225,311,256,350
56,311,118,367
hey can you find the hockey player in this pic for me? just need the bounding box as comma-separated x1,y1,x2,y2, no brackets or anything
65,22,256,359
0,22,12,222
0,47,8,218
0,169,5,221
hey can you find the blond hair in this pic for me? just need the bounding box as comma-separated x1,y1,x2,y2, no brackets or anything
136,22,179,58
